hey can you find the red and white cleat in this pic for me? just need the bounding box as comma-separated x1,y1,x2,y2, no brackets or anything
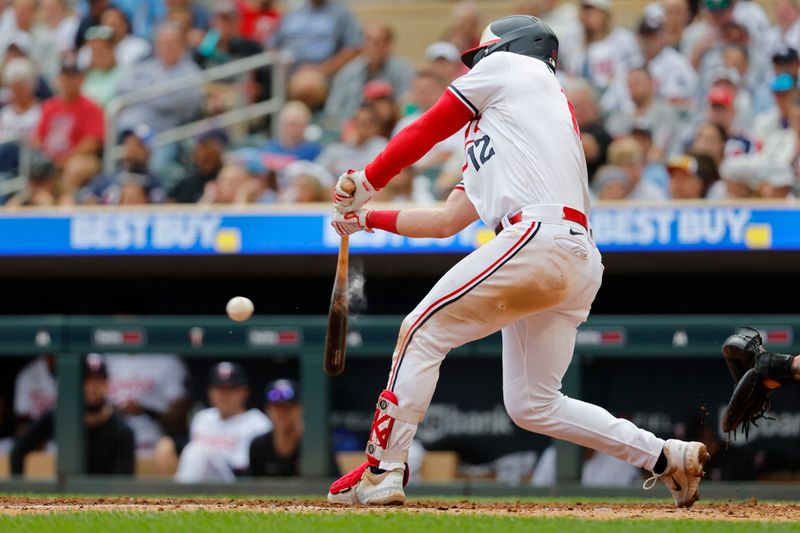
327,462,406,505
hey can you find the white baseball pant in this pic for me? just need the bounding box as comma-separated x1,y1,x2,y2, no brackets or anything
379,207,665,473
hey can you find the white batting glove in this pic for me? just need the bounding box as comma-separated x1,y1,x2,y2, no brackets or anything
331,209,372,237
333,169,377,214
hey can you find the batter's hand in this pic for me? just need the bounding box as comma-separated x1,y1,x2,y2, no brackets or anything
333,170,377,214
331,209,372,236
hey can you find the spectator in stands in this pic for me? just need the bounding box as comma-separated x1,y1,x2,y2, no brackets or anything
11,354,135,476
607,137,668,200
695,0,770,72
199,160,258,204
194,2,262,70
606,67,681,161
286,68,328,112
272,0,362,78
277,160,332,203
566,79,612,182
636,9,697,108
662,0,692,52
754,73,795,141
704,83,758,157
767,0,800,55
109,0,168,41
262,101,321,172
366,84,400,139
0,58,41,173
592,165,630,200
105,353,190,457
13,356,56,434
170,129,228,203
324,23,414,130
31,0,80,83
81,25,121,107
116,23,202,134
442,1,482,52
75,0,110,49
34,58,104,199
689,121,727,166
99,7,151,67
170,361,270,483
515,0,581,71
163,0,210,36
0,0,37,66
424,41,462,85
392,70,459,173
2,30,54,101
4,155,63,207
316,103,387,178
249,379,302,477
772,46,800,81
236,0,280,46
666,153,719,199
757,166,796,198
373,166,436,204
194,1,265,111
567,0,641,113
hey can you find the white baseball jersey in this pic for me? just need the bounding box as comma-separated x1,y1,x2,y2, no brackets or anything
188,407,271,470
14,357,56,420
565,28,641,91
105,354,188,452
447,52,591,229
648,47,697,102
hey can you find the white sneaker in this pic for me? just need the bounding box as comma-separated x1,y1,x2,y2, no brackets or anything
643,439,710,508
327,463,406,505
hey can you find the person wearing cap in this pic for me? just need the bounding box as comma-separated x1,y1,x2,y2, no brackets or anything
702,83,759,157
695,0,770,67
635,6,697,107
754,73,796,140
172,362,271,483
78,124,165,205
81,25,121,107
753,46,800,115
33,57,105,200
249,379,303,477
324,24,414,130
169,129,229,203
317,103,388,178
10,354,135,476
563,0,641,112
425,41,464,84
666,153,719,199
591,165,630,200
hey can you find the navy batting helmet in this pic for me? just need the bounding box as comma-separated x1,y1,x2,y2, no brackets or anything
461,15,559,72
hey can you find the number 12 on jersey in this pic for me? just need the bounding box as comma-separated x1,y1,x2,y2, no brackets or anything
467,134,496,171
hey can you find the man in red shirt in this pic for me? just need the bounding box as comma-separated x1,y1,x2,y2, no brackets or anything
34,59,105,202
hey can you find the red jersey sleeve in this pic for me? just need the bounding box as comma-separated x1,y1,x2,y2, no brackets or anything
80,98,105,141
364,90,474,188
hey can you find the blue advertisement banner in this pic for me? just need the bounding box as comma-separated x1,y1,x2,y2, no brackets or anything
0,204,796,256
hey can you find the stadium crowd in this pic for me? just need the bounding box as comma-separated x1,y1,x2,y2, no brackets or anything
0,0,797,207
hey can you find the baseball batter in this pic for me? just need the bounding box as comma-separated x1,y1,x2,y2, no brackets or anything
329,16,709,507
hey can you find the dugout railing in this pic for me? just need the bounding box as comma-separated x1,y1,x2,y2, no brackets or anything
0,314,798,497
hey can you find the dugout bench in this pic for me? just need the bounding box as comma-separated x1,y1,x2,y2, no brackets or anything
0,314,798,492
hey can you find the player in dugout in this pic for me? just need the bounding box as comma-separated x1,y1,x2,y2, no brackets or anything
11,354,135,476
329,15,709,507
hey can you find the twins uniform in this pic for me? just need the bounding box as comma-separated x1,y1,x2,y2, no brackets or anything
371,51,666,475
175,407,271,483
14,357,57,421
105,354,188,455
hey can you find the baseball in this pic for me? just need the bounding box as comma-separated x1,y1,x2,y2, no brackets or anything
226,296,254,322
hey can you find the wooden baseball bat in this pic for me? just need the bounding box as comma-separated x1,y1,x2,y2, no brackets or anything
323,179,355,376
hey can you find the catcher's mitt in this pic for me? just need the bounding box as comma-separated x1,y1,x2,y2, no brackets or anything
721,328,795,438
